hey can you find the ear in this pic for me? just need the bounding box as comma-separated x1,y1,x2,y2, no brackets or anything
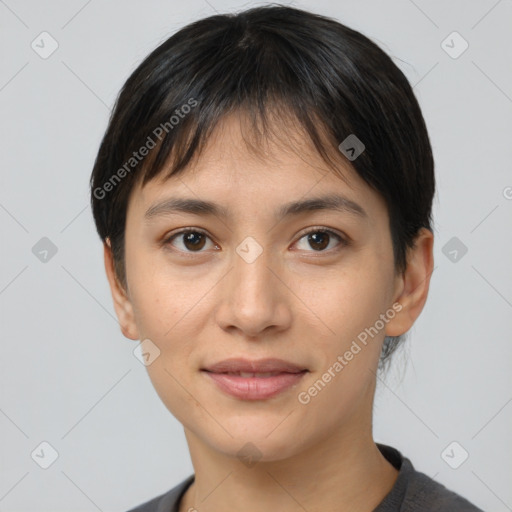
103,240,139,340
385,228,434,337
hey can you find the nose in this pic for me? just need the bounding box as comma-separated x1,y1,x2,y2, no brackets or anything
214,243,292,338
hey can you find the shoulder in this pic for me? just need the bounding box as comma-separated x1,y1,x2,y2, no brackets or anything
376,444,484,512
126,475,194,512
402,468,484,511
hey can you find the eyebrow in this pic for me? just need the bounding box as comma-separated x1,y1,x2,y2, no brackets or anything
144,194,368,221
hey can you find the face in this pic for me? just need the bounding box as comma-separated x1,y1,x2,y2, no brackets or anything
107,113,429,462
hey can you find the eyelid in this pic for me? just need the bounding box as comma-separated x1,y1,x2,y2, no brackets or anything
164,226,210,240
295,225,348,241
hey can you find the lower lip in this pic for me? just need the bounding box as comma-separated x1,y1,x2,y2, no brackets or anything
202,371,307,400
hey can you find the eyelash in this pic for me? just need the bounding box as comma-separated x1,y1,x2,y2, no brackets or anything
162,226,349,256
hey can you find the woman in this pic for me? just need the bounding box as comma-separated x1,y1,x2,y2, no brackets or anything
90,5,483,511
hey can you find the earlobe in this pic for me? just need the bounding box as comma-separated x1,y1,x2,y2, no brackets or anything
103,240,140,340
385,228,434,337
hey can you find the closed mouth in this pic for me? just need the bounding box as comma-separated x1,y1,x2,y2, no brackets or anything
203,370,307,378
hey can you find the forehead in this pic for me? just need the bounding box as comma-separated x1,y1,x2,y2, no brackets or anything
129,112,387,221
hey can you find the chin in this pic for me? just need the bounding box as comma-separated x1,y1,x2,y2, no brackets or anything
194,416,307,463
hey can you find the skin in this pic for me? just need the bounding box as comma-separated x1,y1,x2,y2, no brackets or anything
104,112,434,512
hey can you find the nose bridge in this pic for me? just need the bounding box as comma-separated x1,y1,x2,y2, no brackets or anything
231,235,274,304
215,235,289,336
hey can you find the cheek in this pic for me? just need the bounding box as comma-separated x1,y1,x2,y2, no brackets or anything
294,257,395,417
126,261,207,425
292,266,390,428
297,261,392,347
125,244,204,337
125,246,213,367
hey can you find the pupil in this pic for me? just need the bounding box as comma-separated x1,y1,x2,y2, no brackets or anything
184,232,205,250
309,232,329,251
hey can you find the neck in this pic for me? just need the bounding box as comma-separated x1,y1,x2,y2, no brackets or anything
179,415,398,512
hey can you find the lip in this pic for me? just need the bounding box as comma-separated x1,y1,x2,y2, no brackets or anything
202,357,307,374
203,371,307,400
201,358,308,400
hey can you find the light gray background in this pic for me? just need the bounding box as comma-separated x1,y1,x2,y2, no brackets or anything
1,0,511,510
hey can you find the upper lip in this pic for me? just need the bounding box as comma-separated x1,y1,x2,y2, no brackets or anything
202,358,307,374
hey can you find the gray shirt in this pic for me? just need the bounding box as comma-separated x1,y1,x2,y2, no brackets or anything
127,444,484,511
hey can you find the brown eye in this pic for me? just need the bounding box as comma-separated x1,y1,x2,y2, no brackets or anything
181,231,207,251
307,232,330,251
295,229,346,252
164,229,217,253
